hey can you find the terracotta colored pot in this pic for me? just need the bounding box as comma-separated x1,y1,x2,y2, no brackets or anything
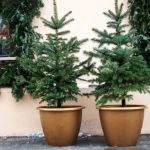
37,106,84,146
97,105,146,147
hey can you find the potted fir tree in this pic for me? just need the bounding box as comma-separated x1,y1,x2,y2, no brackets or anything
87,0,150,147
20,0,92,146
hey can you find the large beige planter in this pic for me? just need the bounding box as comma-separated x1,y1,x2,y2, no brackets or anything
37,106,84,146
97,105,146,147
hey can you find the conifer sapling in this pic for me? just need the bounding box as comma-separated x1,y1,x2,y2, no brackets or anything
87,0,150,107
20,0,93,108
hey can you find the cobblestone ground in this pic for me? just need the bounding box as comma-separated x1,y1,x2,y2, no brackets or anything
0,135,150,150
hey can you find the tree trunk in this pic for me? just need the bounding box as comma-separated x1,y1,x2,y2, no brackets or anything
122,99,126,107
57,100,62,108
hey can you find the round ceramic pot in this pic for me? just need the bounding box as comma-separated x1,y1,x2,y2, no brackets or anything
37,106,84,146
97,105,146,147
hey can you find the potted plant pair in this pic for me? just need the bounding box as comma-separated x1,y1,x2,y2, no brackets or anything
19,0,93,146
87,0,150,147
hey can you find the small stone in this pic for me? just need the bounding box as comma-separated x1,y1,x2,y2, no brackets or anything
78,132,84,137
3,137,7,140
87,134,92,137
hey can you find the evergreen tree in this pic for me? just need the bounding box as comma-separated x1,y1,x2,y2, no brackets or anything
19,0,93,107
128,0,150,66
87,0,150,106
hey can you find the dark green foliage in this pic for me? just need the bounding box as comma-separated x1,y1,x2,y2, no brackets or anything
0,1,2,14
128,0,150,66
1,0,43,23
0,38,10,56
0,0,43,56
20,0,93,107
0,0,43,100
87,0,150,105
0,61,31,100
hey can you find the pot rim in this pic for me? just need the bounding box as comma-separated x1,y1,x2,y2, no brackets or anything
37,105,85,111
96,105,147,111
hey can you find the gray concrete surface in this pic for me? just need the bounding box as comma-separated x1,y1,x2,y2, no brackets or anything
0,135,150,150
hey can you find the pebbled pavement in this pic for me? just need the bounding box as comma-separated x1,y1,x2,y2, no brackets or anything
0,135,150,150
